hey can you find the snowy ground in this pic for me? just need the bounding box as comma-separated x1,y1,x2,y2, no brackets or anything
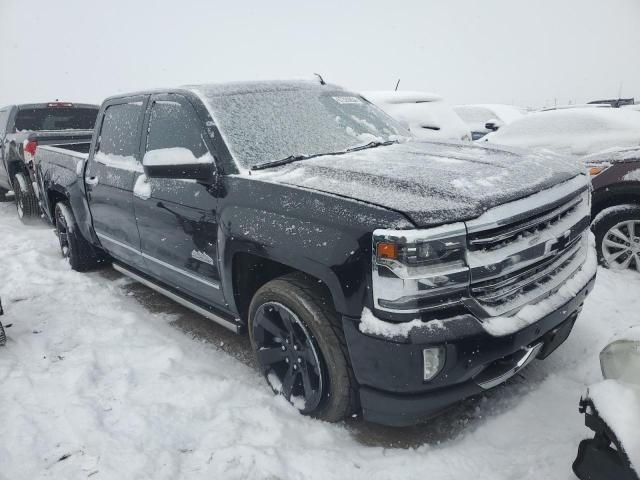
0,201,638,480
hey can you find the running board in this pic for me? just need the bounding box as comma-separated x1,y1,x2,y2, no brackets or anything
113,263,242,334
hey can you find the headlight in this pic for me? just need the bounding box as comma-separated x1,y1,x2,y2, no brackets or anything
600,339,640,385
587,164,609,176
372,223,470,313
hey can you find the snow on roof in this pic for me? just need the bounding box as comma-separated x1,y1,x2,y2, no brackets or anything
485,107,640,156
455,104,525,124
189,79,342,98
362,90,443,105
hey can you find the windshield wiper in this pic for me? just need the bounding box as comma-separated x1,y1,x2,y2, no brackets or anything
251,154,315,171
251,140,398,171
345,140,398,153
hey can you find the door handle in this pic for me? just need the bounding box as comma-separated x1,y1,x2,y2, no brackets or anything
85,176,99,186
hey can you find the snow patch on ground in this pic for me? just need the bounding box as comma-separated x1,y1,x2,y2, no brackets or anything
0,203,639,479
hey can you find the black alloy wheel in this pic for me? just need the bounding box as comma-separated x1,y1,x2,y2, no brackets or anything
252,301,324,413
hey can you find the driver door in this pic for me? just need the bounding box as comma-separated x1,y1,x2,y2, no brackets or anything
133,94,225,307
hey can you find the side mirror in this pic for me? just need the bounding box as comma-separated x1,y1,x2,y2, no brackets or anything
143,147,214,181
485,119,503,132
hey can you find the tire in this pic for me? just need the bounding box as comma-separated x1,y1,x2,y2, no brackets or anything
0,322,5,346
249,273,357,422
54,201,105,271
13,172,39,221
593,204,640,273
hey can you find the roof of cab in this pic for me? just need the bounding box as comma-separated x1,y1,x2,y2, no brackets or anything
104,79,343,104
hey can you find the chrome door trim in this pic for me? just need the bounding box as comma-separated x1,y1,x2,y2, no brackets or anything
96,231,220,290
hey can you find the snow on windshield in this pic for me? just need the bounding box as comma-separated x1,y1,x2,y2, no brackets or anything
195,84,409,169
486,108,640,156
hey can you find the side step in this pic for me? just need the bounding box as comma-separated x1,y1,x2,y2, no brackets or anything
113,263,242,334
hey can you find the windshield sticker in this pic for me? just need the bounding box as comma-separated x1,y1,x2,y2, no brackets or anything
332,96,362,105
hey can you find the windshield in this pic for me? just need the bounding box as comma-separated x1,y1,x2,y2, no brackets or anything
199,87,410,169
15,107,98,131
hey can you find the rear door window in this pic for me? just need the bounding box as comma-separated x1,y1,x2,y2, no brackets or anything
95,102,144,169
14,107,98,131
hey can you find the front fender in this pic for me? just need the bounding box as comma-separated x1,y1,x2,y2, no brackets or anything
218,204,371,316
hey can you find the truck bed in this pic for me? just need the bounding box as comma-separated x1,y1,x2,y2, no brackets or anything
35,145,89,223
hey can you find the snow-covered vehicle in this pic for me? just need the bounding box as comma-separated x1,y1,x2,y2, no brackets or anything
483,108,640,157
0,102,99,221
362,91,471,142
573,327,640,480
34,80,595,426
453,104,525,140
586,147,640,272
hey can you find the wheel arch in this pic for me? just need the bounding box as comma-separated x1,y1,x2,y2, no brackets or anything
229,250,344,324
592,182,640,219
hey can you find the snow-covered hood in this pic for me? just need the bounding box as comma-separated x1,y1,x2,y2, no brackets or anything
254,141,582,227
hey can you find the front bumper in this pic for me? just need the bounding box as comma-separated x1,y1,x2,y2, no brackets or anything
343,274,596,427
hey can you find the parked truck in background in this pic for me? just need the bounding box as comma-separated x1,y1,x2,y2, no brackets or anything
34,80,596,426
0,102,98,220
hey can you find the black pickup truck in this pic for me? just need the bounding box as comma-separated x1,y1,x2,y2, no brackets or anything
0,102,98,220
34,80,596,426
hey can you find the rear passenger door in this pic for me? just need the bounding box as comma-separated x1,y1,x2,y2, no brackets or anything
85,97,147,269
133,94,224,306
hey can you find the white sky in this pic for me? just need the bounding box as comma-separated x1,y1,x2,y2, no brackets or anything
1,0,639,108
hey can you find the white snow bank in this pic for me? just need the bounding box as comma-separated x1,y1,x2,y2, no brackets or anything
485,108,640,156
143,148,214,166
358,307,445,338
133,173,151,200
482,234,597,337
1,203,639,480
588,380,640,472
95,151,143,173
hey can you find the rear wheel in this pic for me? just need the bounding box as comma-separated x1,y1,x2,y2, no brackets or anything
54,201,105,271
249,273,357,422
0,322,5,346
594,205,640,273
13,172,39,221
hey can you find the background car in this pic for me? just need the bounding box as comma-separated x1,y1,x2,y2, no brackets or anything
453,103,525,140
573,326,640,480
483,107,640,157
362,90,471,142
586,147,640,273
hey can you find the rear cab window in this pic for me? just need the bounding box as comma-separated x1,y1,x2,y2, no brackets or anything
14,106,98,132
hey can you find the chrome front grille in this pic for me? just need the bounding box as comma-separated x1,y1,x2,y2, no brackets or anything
468,193,584,251
465,176,591,318
471,235,582,306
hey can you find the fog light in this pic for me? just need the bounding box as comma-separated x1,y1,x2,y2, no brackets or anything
423,346,445,381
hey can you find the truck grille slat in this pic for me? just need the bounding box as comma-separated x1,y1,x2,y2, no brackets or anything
468,194,583,251
466,180,591,318
471,237,582,305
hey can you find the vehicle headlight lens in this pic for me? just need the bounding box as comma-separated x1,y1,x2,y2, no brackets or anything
372,223,470,313
587,164,609,176
600,340,640,384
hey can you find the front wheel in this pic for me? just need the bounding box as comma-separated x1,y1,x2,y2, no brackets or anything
594,205,640,273
13,172,39,221
249,273,357,422
54,201,106,271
